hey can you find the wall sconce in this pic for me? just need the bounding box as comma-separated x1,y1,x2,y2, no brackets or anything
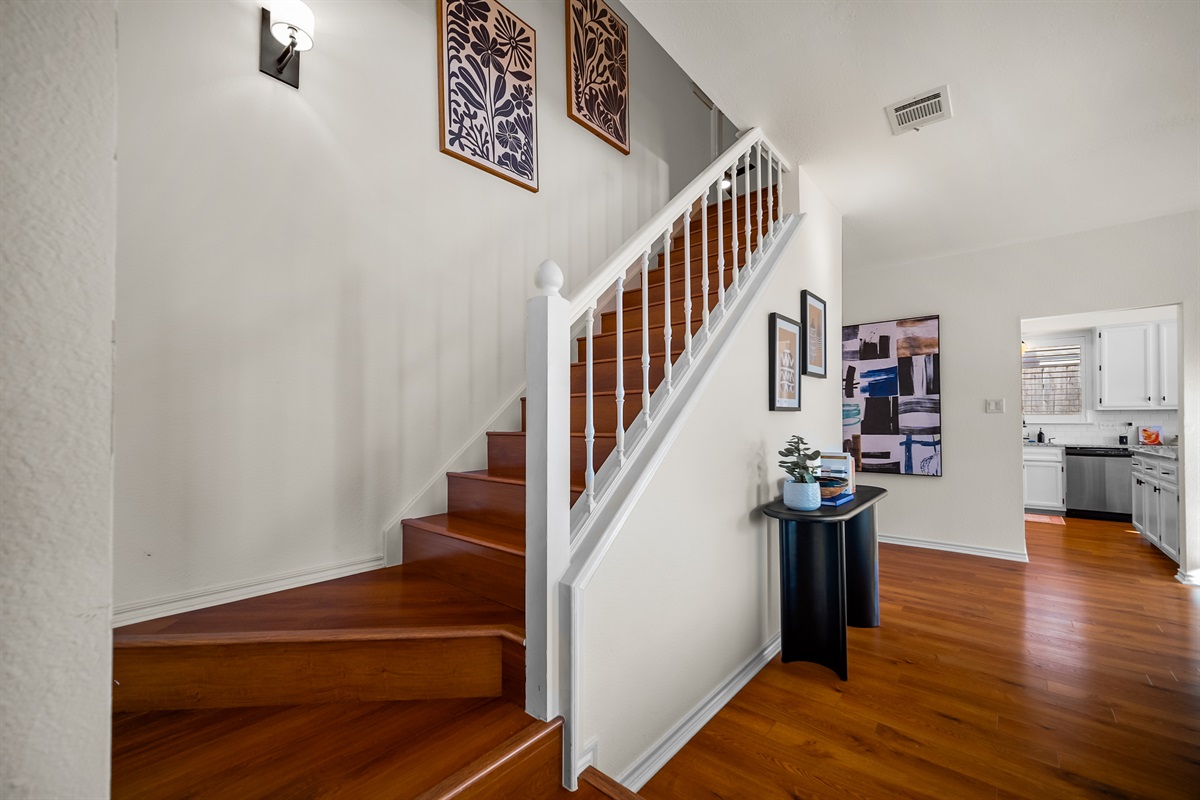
259,1,315,89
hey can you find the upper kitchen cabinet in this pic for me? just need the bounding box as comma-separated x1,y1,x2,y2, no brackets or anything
1095,322,1176,410
1158,320,1178,408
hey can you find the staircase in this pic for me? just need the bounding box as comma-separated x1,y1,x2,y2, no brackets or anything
110,187,775,798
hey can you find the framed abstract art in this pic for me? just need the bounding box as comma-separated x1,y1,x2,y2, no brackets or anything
438,0,539,191
769,313,802,411
841,315,941,476
566,0,630,154
801,290,827,378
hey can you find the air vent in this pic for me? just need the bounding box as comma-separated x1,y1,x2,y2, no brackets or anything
886,85,952,135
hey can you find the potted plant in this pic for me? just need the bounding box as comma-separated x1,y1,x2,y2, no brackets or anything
778,435,822,511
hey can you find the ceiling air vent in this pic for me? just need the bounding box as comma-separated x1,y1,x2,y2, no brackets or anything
886,85,952,135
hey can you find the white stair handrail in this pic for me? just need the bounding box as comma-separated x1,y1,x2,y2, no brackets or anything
566,129,791,321
525,128,792,788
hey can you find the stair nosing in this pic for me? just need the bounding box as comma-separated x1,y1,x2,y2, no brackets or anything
412,716,563,800
488,429,616,441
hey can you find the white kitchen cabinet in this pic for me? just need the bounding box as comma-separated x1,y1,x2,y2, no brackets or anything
1158,320,1178,408
1096,324,1154,409
1130,454,1179,563
1131,458,1148,536
1023,447,1065,512
1095,322,1177,410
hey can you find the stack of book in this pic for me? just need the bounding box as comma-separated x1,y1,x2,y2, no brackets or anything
819,451,856,507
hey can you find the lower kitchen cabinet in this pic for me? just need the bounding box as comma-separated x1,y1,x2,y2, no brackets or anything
1023,447,1065,512
1131,454,1179,562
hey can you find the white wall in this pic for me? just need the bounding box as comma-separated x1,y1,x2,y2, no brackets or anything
578,167,843,779
0,2,117,796
114,0,711,613
843,212,1198,577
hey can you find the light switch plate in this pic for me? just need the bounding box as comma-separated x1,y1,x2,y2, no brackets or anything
985,399,1005,413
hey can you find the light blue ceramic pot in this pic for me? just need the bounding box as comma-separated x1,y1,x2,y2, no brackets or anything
783,479,821,511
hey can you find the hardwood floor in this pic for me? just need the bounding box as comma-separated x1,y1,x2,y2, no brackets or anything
639,518,1199,800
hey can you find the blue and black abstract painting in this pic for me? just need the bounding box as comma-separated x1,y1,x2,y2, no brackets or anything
439,0,538,191
842,316,941,476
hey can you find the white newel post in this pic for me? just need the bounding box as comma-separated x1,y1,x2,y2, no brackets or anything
526,259,571,720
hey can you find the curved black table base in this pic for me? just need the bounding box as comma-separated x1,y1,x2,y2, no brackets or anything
760,486,887,681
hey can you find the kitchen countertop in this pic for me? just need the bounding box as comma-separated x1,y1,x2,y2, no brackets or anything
1130,445,1177,460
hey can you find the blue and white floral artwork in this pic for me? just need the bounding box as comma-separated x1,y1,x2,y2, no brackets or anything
439,0,539,192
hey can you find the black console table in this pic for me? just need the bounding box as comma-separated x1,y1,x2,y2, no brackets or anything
759,485,887,680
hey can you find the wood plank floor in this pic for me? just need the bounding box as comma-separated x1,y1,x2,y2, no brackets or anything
640,518,1199,800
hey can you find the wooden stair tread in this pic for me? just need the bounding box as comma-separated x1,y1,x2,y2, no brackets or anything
414,716,563,799
580,766,645,799
404,512,525,556
114,566,524,643
112,698,537,800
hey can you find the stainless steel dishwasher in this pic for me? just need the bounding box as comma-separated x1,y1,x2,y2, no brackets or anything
1065,446,1132,521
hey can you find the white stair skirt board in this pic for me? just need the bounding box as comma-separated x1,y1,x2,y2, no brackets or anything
878,534,1029,563
619,634,782,791
383,387,525,566
111,555,385,627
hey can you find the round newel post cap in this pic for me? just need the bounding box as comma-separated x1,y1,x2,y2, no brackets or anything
534,260,564,297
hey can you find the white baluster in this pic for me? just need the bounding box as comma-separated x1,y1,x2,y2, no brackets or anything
717,174,726,309
683,210,692,361
613,273,625,466
701,191,710,333
730,166,739,292
640,251,650,425
662,230,672,394
584,304,596,512
744,149,752,272
756,144,764,254
767,150,775,243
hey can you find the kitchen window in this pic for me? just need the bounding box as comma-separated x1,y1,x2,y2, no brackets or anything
1022,333,1088,424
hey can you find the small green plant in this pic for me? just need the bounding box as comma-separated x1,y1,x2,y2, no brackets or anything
778,435,821,484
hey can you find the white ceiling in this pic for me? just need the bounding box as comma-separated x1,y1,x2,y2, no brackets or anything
624,0,1200,270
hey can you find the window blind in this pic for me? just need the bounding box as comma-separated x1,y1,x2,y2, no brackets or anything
1022,342,1083,415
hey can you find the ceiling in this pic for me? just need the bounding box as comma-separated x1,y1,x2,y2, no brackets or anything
623,0,1200,270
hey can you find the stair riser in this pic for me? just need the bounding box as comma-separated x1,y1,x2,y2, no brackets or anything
487,433,619,485
653,250,748,280
582,325,691,361
601,292,720,334
570,355,667,394
624,268,734,307
113,638,503,711
448,474,524,529
570,393,644,433
403,527,525,612
674,215,777,249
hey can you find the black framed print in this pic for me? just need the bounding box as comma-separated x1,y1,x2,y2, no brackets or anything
769,313,802,411
801,290,827,378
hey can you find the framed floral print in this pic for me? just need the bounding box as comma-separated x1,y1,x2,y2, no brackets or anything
769,313,802,411
801,290,828,378
439,0,539,192
566,0,630,154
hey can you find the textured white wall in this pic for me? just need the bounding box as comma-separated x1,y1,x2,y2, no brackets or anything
843,212,1198,576
579,167,843,778
114,0,711,612
0,2,117,797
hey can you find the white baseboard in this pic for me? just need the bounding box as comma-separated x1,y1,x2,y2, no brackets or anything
879,534,1029,563
1176,569,1200,587
112,555,385,627
619,634,781,791
575,739,599,776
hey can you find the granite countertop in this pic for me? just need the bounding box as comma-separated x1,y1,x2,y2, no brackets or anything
1022,441,1064,448
1130,445,1178,460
